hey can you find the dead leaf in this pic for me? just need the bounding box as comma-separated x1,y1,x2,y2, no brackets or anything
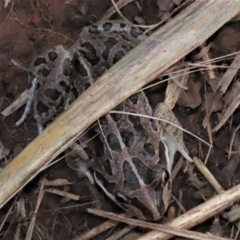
212,26,240,57
202,92,223,114
177,77,202,109
213,81,240,131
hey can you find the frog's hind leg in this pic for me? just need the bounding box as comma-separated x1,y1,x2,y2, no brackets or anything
83,21,147,42
15,74,38,127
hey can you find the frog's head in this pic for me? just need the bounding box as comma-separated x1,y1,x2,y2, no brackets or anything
94,160,172,221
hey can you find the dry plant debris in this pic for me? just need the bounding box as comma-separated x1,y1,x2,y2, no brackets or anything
1,0,240,239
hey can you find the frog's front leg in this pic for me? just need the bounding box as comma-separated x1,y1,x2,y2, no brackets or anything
154,102,193,171
65,142,94,184
15,74,38,127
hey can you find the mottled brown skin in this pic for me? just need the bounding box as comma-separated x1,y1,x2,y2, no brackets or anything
18,21,192,221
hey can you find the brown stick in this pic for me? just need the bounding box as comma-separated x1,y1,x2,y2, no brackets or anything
87,204,233,240
0,0,239,208
137,184,240,240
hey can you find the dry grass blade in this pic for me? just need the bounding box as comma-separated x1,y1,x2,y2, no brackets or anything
213,81,240,132
138,184,240,240
110,110,211,147
3,52,240,119
26,180,45,240
101,0,135,22
218,53,240,94
45,188,80,201
0,197,16,234
164,67,190,109
1,89,28,117
0,0,239,209
105,225,135,240
73,219,119,240
87,208,231,240
228,123,240,159
193,157,225,194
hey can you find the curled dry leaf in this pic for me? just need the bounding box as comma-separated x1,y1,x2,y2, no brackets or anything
201,92,223,114
192,186,213,200
212,26,240,57
177,77,202,109
156,0,175,13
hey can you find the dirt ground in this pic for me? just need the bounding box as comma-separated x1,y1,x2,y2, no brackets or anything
1,0,240,239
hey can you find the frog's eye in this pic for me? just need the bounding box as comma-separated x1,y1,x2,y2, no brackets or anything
161,169,170,184
115,191,131,204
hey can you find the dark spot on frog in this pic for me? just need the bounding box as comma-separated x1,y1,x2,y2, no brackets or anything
130,27,142,39
93,133,104,157
100,59,111,69
65,84,71,94
48,51,58,61
150,119,158,131
103,159,112,176
86,54,100,66
123,160,140,193
129,94,138,104
135,125,149,142
164,123,170,128
28,71,35,82
129,115,149,141
102,37,119,60
144,143,155,157
120,23,126,28
128,114,140,125
120,129,135,147
35,82,41,90
36,101,49,114
111,103,123,122
63,58,72,76
139,151,149,160
113,50,126,63
41,68,51,77
44,88,61,101
103,21,113,31
99,115,108,126
107,133,122,153
74,59,88,76
130,197,154,220
172,129,179,137
55,95,64,110
84,82,91,91
105,37,118,48
87,25,100,34
82,42,97,57
34,57,47,67
72,87,79,99
59,81,66,87
132,158,158,185
115,192,130,205
84,147,93,160
121,42,133,52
